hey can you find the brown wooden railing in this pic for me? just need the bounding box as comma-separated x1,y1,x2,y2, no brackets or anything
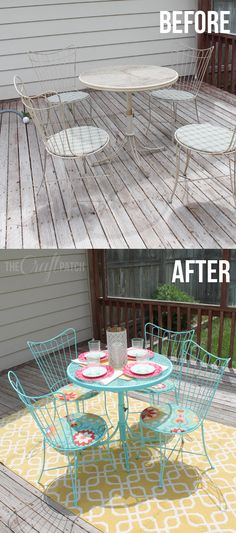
95,297,236,368
200,32,236,94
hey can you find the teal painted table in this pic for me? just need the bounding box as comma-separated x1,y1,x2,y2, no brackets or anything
67,354,172,470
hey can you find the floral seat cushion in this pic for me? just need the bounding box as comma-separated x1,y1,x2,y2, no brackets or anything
56,383,99,402
138,379,175,395
141,404,199,435
46,413,107,450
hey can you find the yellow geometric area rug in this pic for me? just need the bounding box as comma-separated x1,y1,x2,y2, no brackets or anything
0,393,236,533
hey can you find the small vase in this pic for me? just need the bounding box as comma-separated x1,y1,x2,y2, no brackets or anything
106,326,128,369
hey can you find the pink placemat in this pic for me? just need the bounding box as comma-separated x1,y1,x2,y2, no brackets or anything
78,351,108,363
123,362,167,379
75,365,114,381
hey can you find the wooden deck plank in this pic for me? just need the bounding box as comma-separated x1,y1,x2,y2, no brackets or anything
6,102,22,248
1,84,236,248
16,100,39,249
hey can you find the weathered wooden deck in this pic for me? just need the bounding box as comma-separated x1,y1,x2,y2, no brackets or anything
0,357,236,531
1,83,236,249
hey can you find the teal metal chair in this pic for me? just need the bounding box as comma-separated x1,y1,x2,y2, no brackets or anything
8,371,114,506
27,328,112,425
138,341,230,487
137,323,195,399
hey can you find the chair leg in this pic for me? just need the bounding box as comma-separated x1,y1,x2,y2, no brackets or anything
201,422,214,469
170,144,182,203
106,428,116,470
67,453,79,507
89,97,93,121
194,98,200,123
103,391,113,428
37,150,48,197
146,94,153,136
159,434,167,488
229,153,236,206
183,150,191,177
38,437,46,484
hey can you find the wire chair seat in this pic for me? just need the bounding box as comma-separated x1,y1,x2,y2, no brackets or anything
175,123,236,154
151,87,195,102
46,125,109,158
45,412,108,452
140,404,199,435
47,90,90,105
56,383,99,402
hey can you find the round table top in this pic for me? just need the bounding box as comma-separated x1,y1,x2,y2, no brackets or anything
79,64,178,93
67,354,172,393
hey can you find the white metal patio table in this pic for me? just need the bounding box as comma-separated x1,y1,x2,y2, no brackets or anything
67,353,172,471
79,65,178,172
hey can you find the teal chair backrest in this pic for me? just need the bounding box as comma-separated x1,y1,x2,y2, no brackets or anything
8,370,75,452
176,340,230,421
27,328,78,392
144,323,195,357
144,323,195,379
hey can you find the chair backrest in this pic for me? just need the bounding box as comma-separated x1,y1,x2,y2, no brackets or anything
144,322,195,356
8,370,75,451
144,323,195,378
170,47,214,96
14,75,29,99
27,328,78,392
28,45,79,95
176,340,230,421
18,86,77,154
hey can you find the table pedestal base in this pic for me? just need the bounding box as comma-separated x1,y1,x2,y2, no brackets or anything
93,93,165,176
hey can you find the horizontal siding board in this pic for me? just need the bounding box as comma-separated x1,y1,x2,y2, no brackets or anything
0,281,88,310
0,251,93,371
1,294,90,326
0,30,195,58
1,303,91,341
0,0,197,100
0,0,197,23
0,269,87,293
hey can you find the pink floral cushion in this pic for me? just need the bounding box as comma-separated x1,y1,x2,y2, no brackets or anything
141,404,199,434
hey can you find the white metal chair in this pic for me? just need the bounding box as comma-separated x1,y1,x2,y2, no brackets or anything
28,46,93,120
171,122,236,203
14,76,110,201
146,47,214,134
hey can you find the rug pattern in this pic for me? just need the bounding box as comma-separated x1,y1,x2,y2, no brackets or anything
0,393,236,533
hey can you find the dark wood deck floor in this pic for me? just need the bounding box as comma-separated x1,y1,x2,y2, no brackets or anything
0,357,236,532
1,83,236,249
